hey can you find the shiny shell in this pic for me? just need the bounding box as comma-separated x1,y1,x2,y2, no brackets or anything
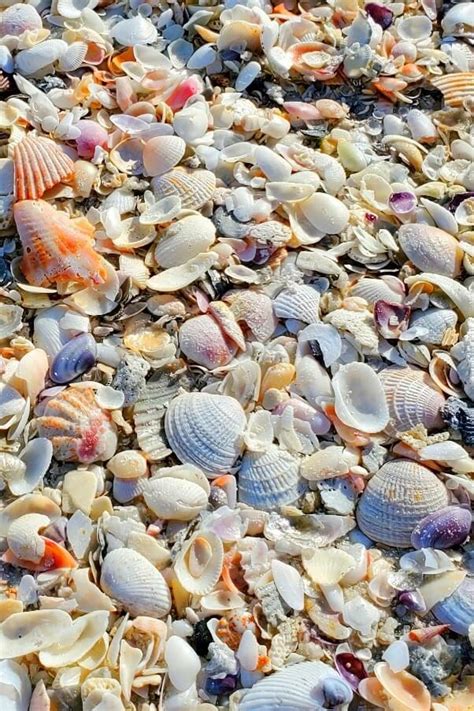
155,214,216,268
143,135,186,177
238,444,304,510
299,193,349,234
411,506,471,550
333,362,389,434
174,530,224,595
144,476,208,520
179,314,237,369
50,333,97,384
356,459,449,547
14,135,75,201
398,224,463,277
379,366,445,436
152,168,216,210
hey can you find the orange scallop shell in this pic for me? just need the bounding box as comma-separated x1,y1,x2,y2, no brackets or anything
13,199,107,287
13,135,75,201
431,72,474,108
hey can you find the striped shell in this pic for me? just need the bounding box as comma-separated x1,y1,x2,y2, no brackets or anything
349,277,404,305
155,214,216,268
398,224,463,278
238,444,304,510
379,366,445,436
13,135,74,201
152,168,216,210
14,199,107,288
133,374,181,461
431,72,474,108
273,284,320,324
36,387,118,462
409,308,458,345
100,547,171,617
432,576,474,634
143,135,186,177
174,530,224,595
356,460,449,547
164,392,246,475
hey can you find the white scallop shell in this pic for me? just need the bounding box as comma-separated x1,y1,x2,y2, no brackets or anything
100,547,171,617
302,547,355,586
38,610,109,668
273,284,320,324
379,366,445,435
155,214,216,268
110,15,158,46
152,168,216,210
0,610,73,658
174,530,224,595
57,41,87,72
6,513,49,562
408,308,458,345
164,392,246,475
356,460,449,547
143,136,186,177
238,444,304,510
144,476,208,520
299,323,341,368
333,362,389,433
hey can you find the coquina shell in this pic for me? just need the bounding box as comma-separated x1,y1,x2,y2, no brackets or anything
143,135,186,177
164,392,246,475
237,661,353,710
13,135,74,201
238,444,304,510
356,460,449,547
152,168,216,210
155,214,216,268
100,547,171,617
398,224,463,277
333,362,389,433
144,476,208,520
174,530,224,595
379,366,445,436
432,576,474,634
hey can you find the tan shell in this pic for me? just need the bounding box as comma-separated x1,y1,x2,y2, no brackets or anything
398,224,463,277
13,135,74,201
144,476,208,520
174,530,224,595
143,135,186,177
152,168,216,210
0,610,74,658
155,214,216,268
379,366,445,436
431,72,474,108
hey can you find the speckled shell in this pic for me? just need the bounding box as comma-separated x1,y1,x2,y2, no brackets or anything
100,547,171,617
155,214,216,268
152,168,216,210
356,460,449,547
379,366,445,436
36,387,118,462
273,284,320,324
411,506,471,549
237,661,353,711
431,72,474,108
13,135,74,201
174,530,224,595
409,308,458,345
398,223,463,277
179,314,237,369
144,476,208,520
432,577,474,634
238,444,304,510
164,392,246,475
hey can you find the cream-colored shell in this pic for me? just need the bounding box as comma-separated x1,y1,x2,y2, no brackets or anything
174,530,224,595
0,493,60,537
379,366,445,435
38,610,109,668
152,168,216,210
6,513,49,562
144,476,208,520
155,214,216,268
398,223,463,277
302,547,355,586
143,135,186,177
0,610,74,658
333,362,389,433
107,450,148,479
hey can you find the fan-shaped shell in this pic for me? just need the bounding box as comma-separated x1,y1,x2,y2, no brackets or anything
144,476,208,520
100,547,171,617
110,15,158,46
152,168,216,210
333,363,389,434
14,135,75,201
179,314,237,369
165,392,246,475
349,277,405,305
0,610,73,658
238,444,304,510
155,214,216,268
409,308,458,345
432,576,474,634
431,72,474,108
143,135,186,177
356,459,449,547
379,366,445,436
0,4,42,36
398,224,462,277
0,493,60,537
36,387,118,462
174,530,224,595
273,284,320,324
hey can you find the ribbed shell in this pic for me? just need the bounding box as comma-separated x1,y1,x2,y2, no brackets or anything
349,278,404,305
379,366,445,436
143,135,186,177
144,476,208,520
113,475,148,504
174,530,224,595
0,4,42,36
238,661,352,711
356,460,449,547
100,547,171,617
155,214,216,268
164,392,246,475
238,444,304,510
13,135,74,201
451,318,474,400
152,168,216,210
431,72,474,108
409,308,458,345
432,577,474,634
273,284,320,324
398,223,462,278
133,374,182,461
179,314,237,369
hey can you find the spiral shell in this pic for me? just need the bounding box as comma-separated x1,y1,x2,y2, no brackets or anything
356,459,449,547
143,135,186,177
13,135,74,201
379,366,445,436
398,224,463,277
238,444,304,510
152,168,216,210
100,547,171,617
155,214,216,268
164,392,246,475
174,530,224,595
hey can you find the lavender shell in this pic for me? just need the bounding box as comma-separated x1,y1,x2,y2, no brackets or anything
411,506,471,550
432,576,474,635
50,333,97,384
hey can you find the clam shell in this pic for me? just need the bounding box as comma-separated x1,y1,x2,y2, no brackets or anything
432,576,474,634
143,136,186,177
179,314,237,369
333,363,389,433
50,333,96,384
110,15,158,46
155,214,216,268
411,506,471,549
431,72,474,108
144,476,208,520
398,223,463,277
238,444,304,510
0,3,42,36
0,610,73,658
300,193,349,234
164,392,246,474
349,277,405,305
174,530,224,595
451,318,474,400
15,39,68,75
273,284,320,324
7,513,49,562
146,252,219,292
441,3,473,36
14,135,75,202
356,459,449,547
152,168,216,210
0,493,60,537
408,308,458,345
379,366,445,435
0,659,31,711
100,547,171,617
0,303,23,340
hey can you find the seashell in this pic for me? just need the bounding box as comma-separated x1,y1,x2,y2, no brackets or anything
374,301,411,339
38,610,109,668
397,15,432,41
144,476,208,520
50,333,96,384
57,41,87,72
15,39,68,76
152,168,216,211
0,3,42,36
361,663,431,711
356,459,449,547
0,610,73,658
165,392,246,475
113,475,148,504
7,513,49,562
143,136,186,178
226,290,277,342
165,636,201,692
254,146,292,182
0,303,22,340
407,308,458,346
173,105,208,142
14,200,107,288
9,438,53,496
271,559,304,611
302,547,355,586
237,661,352,711
147,251,219,292
174,530,224,595
13,135,74,202
451,318,474,400
455,195,474,227
349,277,405,305
441,396,474,446
100,547,171,617
238,444,304,510
411,506,471,549
299,193,349,235
56,0,97,19
431,72,474,108
265,181,315,203
441,3,473,37
110,15,158,46
179,314,237,369
0,493,60,537
155,215,216,268
76,120,109,160
273,284,320,324
405,273,474,319
398,223,463,277
379,366,445,435
0,659,31,711
37,387,118,462
432,576,474,635
420,198,458,234
333,363,389,433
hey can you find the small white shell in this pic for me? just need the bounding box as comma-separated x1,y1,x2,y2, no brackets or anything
299,193,349,234
238,444,304,510
143,136,186,177
15,39,68,75
254,146,292,181
273,284,320,324
155,214,216,268
107,450,148,479
147,252,219,292
144,476,208,520
110,16,158,46
0,660,31,711
9,438,53,496
165,636,201,692
303,547,355,586
38,611,109,668
333,362,389,433
174,530,224,595
271,559,304,610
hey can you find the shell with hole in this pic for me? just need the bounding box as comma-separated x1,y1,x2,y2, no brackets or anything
398,223,463,277
174,530,224,595
379,366,445,436
13,135,74,201
356,459,449,547
238,444,304,510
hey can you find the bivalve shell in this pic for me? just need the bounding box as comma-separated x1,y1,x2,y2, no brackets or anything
273,284,320,324
0,610,73,658
333,363,389,434
155,214,216,268
0,4,42,36
379,366,445,436
144,476,208,520
110,15,158,46
238,444,304,510
398,224,463,277
152,168,216,211
299,193,349,234
431,72,474,108
14,135,75,202
143,136,186,177
411,506,471,549
432,576,474,634
174,530,224,595
408,308,458,345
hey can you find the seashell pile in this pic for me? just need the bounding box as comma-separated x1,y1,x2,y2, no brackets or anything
0,0,472,708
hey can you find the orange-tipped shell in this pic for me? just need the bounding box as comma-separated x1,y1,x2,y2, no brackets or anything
431,72,474,108
13,135,75,201
3,537,77,571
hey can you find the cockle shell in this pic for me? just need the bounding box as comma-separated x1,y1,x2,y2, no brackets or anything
408,308,458,345
179,314,237,369
100,547,171,617
152,168,216,210
164,392,246,475
398,223,463,278
349,277,405,305
14,200,107,288
0,3,42,36
36,387,118,462
411,506,471,549
174,530,224,595
333,363,389,433
110,15,158,46
143,136,186,177
432,576,474,634
451,318,474,400
0,610,73,658
431,72,474,108
379,366,445,435
237,661,353,710
273,284,320,324
13,135,74,201
144,475,208,520
0,493,60,537
356,459,449,547
155,215,216,268
50,333,96,384
238,444,304,510
15,40,68,76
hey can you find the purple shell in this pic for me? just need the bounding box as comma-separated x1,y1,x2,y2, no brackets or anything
374,300,411,339
398,589,427,613
335,653,367,691
447,192,474,213
388,191,417,215
411,506,471,550
432,576,474,635
50,333,97,384
365,2,393,29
